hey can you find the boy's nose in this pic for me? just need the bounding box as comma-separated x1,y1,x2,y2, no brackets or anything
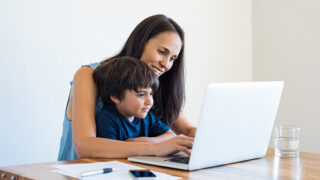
145,96,153,105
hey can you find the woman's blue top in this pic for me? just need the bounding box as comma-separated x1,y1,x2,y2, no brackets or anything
57,62,102,161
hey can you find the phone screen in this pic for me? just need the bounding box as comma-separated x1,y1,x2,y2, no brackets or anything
129,170,156,178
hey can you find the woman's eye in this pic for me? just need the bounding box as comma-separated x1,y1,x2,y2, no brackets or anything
170,57,176,61
157,50,165,55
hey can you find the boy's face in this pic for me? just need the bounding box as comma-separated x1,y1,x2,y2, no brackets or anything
112,88,154,121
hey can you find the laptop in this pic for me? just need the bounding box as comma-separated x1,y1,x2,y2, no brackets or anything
128,81,284,170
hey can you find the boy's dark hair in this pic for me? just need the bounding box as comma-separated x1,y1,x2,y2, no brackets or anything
102,14,185,126
93,56,159,106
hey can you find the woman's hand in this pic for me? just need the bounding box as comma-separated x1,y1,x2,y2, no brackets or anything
150,134,194,156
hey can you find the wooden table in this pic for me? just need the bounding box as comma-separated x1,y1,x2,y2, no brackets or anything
1,148,320,180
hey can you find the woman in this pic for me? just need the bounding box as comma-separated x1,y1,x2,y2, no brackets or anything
58,14,197,160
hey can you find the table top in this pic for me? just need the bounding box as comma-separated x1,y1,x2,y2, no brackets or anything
1,148,320,180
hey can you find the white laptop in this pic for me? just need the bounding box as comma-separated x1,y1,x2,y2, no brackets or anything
128,82,284,171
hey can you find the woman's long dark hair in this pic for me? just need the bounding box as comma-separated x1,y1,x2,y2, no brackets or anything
102,14,185,126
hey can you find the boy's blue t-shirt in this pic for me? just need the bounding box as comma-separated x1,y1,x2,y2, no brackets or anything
96,105,169,140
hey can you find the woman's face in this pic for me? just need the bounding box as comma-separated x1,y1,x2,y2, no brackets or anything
140,31,182,77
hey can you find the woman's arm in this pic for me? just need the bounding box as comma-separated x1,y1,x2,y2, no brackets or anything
70,67,192,158
172,113,197,137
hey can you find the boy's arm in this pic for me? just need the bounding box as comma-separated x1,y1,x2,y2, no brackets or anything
126,129,176,143
150,130,176,143
126,113,175,143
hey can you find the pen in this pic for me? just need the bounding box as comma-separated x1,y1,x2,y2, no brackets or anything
78,168,113,177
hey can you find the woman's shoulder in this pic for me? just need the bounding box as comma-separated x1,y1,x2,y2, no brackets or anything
81,62,101,70
73,62,100,82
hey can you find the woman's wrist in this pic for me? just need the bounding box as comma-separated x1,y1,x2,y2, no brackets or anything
187,127,197,137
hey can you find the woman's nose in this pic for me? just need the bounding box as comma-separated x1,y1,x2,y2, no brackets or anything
159,58,170,71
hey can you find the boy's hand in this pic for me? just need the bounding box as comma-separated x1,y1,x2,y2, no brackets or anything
151,134,194,156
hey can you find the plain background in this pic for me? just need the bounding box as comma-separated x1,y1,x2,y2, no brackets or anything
253,0,320,153
0,0,319,166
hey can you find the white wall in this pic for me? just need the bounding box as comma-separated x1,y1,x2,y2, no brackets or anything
253,0,320,153
0,0,252,166
184,0,252,124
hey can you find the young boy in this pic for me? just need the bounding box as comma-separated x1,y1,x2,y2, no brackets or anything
93,56,174,142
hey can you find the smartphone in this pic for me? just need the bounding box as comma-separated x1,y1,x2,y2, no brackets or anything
129,169,156,180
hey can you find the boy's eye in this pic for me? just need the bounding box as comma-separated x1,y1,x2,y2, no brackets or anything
137,93,145,97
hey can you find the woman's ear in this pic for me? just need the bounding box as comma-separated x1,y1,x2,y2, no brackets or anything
110,96,121,104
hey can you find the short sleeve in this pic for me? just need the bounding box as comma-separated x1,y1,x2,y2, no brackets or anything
96,108,118,140
148,113,169,137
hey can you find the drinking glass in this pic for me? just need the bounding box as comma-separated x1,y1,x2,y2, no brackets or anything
274,126,300,157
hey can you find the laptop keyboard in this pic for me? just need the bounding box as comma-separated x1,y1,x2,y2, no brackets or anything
165,157,190,164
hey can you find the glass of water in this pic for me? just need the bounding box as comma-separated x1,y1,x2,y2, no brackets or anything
274,126,300,157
